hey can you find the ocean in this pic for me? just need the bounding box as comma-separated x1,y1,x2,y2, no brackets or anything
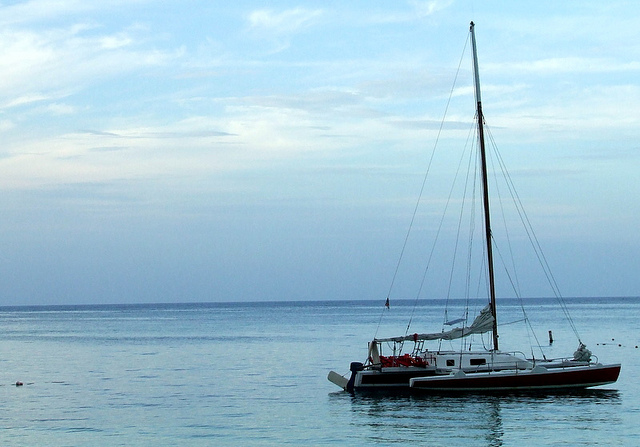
0,297,638,446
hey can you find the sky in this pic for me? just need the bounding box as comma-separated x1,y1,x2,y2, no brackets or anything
1,0,639,305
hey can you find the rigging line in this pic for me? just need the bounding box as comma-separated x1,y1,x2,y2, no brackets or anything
445,125,476,311
483,123,545,355
470,134,492,317
383,33,471,338
461,122,480,330
466,122,492,311
485,127,522,297
472,132,491,307
492,238,547,358
487,129,553,292
484,130,548,359
451,125,482,352
406,118,477,337
464,132,478,300
485,127,581,340
499,318,528,326
440,129,473,340
488,139,572,309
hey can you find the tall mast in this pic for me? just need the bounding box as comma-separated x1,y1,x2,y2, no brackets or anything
470,21,499,351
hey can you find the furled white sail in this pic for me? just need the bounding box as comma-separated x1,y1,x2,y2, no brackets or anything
375,305,494,343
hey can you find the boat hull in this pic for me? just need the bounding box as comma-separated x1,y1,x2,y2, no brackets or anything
356,367,436,389
337,351,535,391
409,363,621,392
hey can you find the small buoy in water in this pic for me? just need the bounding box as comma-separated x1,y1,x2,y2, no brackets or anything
15,381,23,387
548,330,554,344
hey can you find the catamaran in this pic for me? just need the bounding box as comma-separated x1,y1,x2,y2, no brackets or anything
328,22,621,393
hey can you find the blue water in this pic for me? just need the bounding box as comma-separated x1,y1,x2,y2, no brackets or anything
0,298,638,446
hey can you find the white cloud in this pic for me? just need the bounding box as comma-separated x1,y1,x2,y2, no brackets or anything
247,8,323,35
244,7,323,53
3,93,56,108
0,0,88,25
0,119,16,132
0,25,179,112
99,34,134,50
46,102,76,115
488,57,640,75
409,0,453,17
366,0,453,24
0,0,149,26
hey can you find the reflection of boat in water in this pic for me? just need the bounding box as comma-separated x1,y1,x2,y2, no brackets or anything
333,389,621,445
328,22,620,393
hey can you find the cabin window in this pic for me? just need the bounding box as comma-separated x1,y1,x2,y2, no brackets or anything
446,359,455,367
470,358,487,366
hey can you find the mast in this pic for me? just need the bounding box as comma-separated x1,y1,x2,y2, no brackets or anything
470,21,499,351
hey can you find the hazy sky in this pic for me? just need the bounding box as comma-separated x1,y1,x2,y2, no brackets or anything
1,1,639,305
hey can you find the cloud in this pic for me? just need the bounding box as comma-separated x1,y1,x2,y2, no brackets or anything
487,57,640,75
365,0,453,24
245,7,323,53
247,8,323,35
0,0,148,26
389,118,468,130
46,102,76,115
409,0,453,17
0,0,90,25
0,23,178,111
99,33,134,50
79,127,235,140
245,89,364,113
0,120,15,132
0,113,248,193
3,93,59,108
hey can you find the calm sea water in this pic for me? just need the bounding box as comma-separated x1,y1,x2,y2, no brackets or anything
0,297,638,446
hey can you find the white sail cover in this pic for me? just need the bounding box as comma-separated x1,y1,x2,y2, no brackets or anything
375,304,494,343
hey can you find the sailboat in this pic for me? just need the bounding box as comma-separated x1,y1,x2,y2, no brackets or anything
328,22,621,393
